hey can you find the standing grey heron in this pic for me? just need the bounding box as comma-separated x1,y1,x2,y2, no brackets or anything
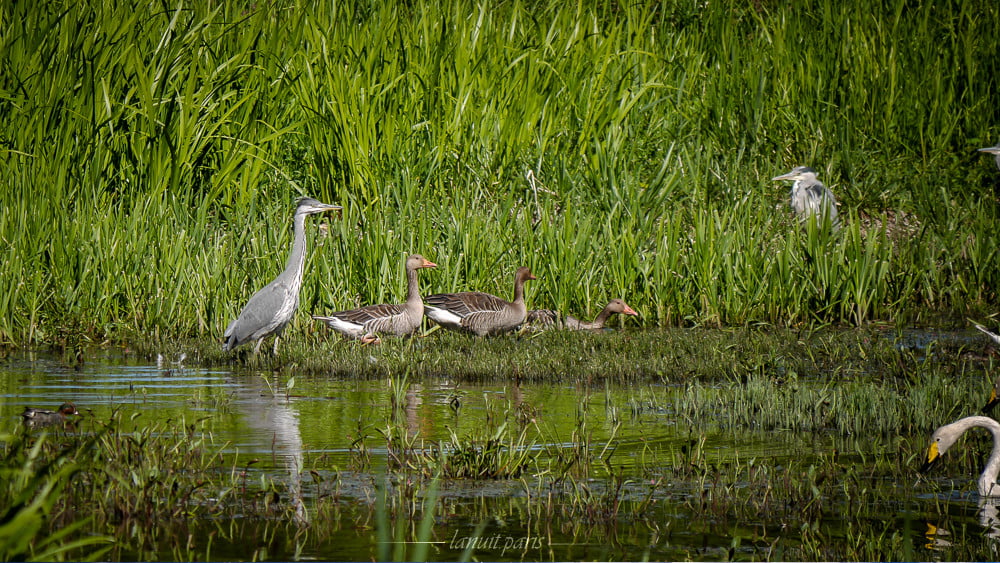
772,166,840,230
223,197,341,355
979,143,1000,171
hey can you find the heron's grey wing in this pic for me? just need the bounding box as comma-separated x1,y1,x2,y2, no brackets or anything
226,279,296,346
808,183,836,202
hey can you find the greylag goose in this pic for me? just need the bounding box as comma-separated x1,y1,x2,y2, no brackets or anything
772,166,840,230
313,254,437,343
424,266,536,336
527,298,638,330
224,197,341,355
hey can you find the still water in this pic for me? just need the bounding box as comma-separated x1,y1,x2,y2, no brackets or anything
0,348,995,561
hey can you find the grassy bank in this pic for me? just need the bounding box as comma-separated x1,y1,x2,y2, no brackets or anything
2,0,999,347
140,325,995,437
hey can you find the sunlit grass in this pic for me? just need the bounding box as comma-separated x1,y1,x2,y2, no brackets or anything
1,0,999,347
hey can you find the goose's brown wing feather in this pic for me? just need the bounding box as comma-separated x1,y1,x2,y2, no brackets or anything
462,307,526,336
326,303,406,324
526,309,559,325
425,292,508,317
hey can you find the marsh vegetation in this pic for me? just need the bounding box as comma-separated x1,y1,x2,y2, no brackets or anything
2,0,1000,560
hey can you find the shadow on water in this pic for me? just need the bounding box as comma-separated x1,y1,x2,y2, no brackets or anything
1,327,999,561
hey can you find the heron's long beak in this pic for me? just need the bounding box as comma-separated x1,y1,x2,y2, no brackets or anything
978,147,1000,155
771,172,794,181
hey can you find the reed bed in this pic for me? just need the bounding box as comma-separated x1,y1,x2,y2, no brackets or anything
0,0,998,347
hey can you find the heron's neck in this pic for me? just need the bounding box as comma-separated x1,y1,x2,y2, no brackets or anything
283,212,309,284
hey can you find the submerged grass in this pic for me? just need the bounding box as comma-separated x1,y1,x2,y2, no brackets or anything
1,0,999,347
1,409,307,561
4,324,1000,560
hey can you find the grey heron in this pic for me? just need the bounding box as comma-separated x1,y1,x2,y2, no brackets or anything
772,166,840,230
223,197,341,355
979,143,1000,171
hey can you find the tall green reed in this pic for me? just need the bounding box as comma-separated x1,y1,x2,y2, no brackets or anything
1,0,998,346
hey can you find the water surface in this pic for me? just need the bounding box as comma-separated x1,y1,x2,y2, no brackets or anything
0,344,992,561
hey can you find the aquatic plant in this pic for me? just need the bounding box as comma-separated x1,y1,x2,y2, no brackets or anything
0,432,112,561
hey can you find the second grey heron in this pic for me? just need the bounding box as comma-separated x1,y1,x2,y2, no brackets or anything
979,143,1000,172
772,166,840,230
223,197,341,355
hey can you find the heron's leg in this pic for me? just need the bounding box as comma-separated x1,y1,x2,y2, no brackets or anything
272,334,280,356
253,338,264,356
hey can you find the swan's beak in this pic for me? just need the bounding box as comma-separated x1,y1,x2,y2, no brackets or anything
984,389,1000,414
919,442,941,473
